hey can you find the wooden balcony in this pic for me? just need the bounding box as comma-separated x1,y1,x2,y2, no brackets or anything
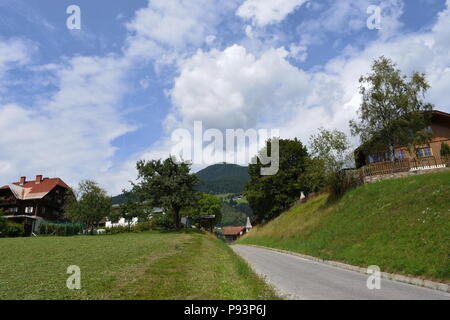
360,156,450,177
0,199,17,205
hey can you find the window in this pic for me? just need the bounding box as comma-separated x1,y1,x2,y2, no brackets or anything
7,207,18,213
416,147,432,157
368,152,390,164
395,149,405,160
25,206,34,213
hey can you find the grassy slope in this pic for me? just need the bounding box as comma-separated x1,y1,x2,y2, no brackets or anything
238,171,450,282
0,231,278,300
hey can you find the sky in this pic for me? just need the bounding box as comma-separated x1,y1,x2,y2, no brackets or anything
0,0,449,195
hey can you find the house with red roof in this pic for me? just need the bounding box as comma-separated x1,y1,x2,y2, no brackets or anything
0,175,71,235
223,226,247,242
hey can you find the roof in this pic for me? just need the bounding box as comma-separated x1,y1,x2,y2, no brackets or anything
223,226,245,236
0,177,69,200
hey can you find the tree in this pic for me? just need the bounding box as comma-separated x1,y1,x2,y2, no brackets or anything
131,156,199,229
198,193,222,227
245,138,310,223
64,180,112,234
440,143,450,157
297,158,327,194
309,128,354,173
116,190,150,230
350,56,433,162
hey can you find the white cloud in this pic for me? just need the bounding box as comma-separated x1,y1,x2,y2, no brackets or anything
237,0,307,26
124,0,236,62
295,0,404,49
0,38,34,79
170,45,310,132
0,48,135,191
166,0,450,159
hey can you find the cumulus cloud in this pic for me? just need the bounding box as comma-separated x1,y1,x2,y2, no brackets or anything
167,0,450,156
125,0,237,62
237,0,308,26
170,45,310,131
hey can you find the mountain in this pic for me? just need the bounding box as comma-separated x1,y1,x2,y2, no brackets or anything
195,163,249,195
111,193,127,205
111,163,250,205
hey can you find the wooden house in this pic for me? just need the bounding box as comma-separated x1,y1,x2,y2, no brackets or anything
0,175,70,235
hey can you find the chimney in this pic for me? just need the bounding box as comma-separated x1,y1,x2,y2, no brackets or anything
36,175,43,184
19,176,26,185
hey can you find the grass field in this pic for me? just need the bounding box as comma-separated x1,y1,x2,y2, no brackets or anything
238,170,450,282
0,230,278,300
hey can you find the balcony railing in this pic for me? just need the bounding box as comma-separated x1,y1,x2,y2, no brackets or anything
0,199,17,205
360,155,450,177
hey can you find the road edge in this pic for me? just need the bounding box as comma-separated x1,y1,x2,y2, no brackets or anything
238,244,450,294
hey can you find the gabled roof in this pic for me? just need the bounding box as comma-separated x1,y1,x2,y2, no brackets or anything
0,177,69,200
223,226,245,236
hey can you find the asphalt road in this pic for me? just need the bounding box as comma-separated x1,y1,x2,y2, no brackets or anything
231,245,450,300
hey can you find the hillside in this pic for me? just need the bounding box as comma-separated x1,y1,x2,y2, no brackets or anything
238,170,450,282
196,163,249,194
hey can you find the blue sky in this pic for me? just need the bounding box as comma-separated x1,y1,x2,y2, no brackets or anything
0,0,449,194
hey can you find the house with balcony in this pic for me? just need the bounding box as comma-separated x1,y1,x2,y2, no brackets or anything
0,175,70,235
355,110,450,169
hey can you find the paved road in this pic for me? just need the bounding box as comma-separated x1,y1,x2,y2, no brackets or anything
231,245,450,300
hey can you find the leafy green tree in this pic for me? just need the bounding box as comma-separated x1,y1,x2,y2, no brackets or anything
297,158,327,194
116,190,150,230
198,193,222,227
131,156,198,229
440,143,450,157
350,56,433,162
64,180,112,234
309,128,353,173
245,138,309,223
107,208,122,227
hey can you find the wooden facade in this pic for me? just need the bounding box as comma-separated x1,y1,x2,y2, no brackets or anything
355,110,450,168
0,175,70,235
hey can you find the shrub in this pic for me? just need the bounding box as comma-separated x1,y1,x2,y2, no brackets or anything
104,218,170,235
150,214,174,230
440,142,450,157
6,222,24,237
0,216,7,237
135,221,153,232
329,170,362,200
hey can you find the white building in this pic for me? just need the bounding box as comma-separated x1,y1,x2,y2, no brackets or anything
105,207,164,228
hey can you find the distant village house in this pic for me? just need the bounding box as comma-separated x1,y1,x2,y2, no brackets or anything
223,217,252,242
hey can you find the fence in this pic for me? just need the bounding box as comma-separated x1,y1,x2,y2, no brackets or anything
39,222,83,236
360,155,450,177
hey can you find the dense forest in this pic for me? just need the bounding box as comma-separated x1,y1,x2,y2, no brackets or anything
195,163,249,194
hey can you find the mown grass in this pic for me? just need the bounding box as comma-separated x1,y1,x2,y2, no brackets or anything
0,230,278,300
238,170,450,282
